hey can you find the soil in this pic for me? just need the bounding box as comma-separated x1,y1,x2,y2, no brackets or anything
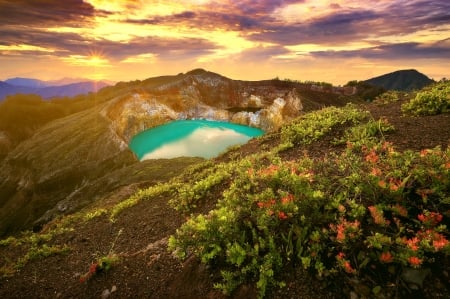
0,99,449,299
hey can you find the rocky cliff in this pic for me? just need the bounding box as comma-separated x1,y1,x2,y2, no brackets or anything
104,69,303,143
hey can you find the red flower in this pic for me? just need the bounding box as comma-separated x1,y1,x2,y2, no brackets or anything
408,256,422,267
89,263,98,274
406,237,420,251
418,214,426,222
257,202,265,208
365,150,379,163
432,234,449,251
380,252,393,263
281,194,294,204
368,206,389,226
370,167,382,176
343,261,355,274
278,211,288,220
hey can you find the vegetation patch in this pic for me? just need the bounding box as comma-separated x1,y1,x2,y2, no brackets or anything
402,81,450,116
168,105,449,298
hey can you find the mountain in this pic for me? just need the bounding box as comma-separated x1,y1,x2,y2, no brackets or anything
0,79,110,100
364,69,434,91
4,77,49,88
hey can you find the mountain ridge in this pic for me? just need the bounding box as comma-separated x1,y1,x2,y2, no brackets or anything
0,79,111,101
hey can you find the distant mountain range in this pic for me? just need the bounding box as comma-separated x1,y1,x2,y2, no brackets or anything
364,69,434,91
0,77,112,101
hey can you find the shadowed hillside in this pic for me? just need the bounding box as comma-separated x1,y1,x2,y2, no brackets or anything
365,69,434,91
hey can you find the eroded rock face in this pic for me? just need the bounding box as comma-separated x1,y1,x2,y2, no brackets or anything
105,72,303,143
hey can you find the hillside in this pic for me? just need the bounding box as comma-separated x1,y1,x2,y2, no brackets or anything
0,81,448,298
365,69,434,91
0,69,359,236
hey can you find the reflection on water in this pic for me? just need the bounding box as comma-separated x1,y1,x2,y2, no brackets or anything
129,120,264,160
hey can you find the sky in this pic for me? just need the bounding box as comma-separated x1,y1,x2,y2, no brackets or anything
0,0,449,85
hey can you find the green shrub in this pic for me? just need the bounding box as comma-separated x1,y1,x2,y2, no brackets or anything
402,82,450,116
280,104,368,148
169,142,450,297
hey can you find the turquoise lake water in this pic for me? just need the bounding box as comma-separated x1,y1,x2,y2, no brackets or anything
129,120,264,160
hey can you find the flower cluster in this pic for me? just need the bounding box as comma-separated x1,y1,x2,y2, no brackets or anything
330,218,361,243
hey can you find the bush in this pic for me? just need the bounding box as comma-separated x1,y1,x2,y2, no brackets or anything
169,141,450,297
402,82,450,116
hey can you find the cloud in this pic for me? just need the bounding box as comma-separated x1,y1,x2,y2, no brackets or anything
0,25,218,61
0,0,98,27
310,40,450,60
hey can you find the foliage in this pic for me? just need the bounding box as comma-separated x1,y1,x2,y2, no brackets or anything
333,118,394,149
79,254,120,283
169,107,450,297
79,228,122,283
373,91,401,105
280,104,368,148
401,81,450,116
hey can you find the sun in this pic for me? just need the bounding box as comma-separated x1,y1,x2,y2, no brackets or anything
86,49,109,67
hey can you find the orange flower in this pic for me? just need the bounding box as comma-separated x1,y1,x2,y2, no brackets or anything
365,150,379,163
278,211,288,220
368,206,389,226
391,204,408,217
281,194,294,204
370,167,382,176
378,180,386,188
380,252,393,263
406,237,419,251
408,256,422,267
343,261,355,274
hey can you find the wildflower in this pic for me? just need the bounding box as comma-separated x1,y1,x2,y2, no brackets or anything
343,261,355,274
391,204,408,217
259,164,279,176
337,252,345,259
365,150,379,163
330,219,360,242
247,168,254,176
418,214,426,222
388,178,402,192
278,211,288,220
89,263,98,274
368,206,389,226
408,256,422,267
433,235,449,251
380,252,393,263
406,237,419,251
418,211,443,226
257,202,265,208
281,194,294,204
378,180,386,188
370,167,382,176
420,149,430,157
